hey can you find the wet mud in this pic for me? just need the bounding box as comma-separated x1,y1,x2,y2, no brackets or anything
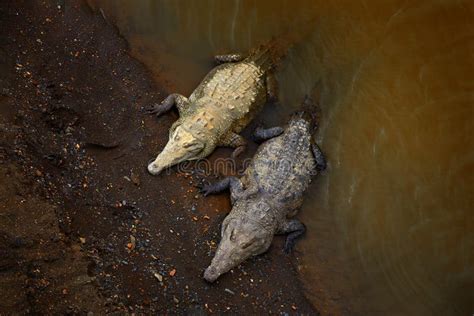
0,1,316,314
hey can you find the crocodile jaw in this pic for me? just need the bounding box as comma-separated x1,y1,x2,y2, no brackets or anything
204,212,273,282
204,254,237,283
148,126,204,175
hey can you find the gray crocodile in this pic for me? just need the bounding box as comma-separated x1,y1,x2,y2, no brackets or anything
146,43,283,175
200,99,326,282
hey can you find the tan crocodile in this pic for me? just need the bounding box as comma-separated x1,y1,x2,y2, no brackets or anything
146,42,284,175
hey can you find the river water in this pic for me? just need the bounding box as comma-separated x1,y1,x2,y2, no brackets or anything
87,1,473,314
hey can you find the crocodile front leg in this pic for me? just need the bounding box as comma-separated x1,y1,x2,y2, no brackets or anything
277,218,306,254
146,93,190,117
311,141,327,171
218,132,247,158
214,53,245,64
200,176,245,203
252,126,284,143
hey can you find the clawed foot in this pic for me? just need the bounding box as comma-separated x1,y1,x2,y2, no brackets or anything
231,145,246,159
144,103,167,116
284,238,296,254
199,183,218,197
281,220,305,254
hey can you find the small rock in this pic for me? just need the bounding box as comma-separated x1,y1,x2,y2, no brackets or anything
153,272,163,282
173,296,179,304
127,235,136,250
169,268,176,277
79,237,86,244
224,288,235,295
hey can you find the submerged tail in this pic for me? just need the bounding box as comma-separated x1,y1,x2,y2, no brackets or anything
290,96,322,132
247,17,318,72
247,37,289,72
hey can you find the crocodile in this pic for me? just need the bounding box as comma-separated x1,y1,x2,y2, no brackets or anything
200,98,326,282
146,43,284,175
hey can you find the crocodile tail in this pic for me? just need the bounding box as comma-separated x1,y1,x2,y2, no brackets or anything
291,95,321,131
248,17,318,71
247,37,289,72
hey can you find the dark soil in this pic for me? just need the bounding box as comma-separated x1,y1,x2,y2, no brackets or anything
0,1,317,314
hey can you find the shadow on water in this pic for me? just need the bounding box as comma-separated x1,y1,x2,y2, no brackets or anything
88,0,474,314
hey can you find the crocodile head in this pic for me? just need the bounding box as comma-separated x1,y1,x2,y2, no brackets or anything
148,125,204,175
204,200,274,282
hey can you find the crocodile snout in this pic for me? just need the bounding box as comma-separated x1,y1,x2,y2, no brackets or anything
147,162,164,175
203,266,219,283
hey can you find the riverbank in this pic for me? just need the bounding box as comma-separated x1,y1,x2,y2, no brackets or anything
0,1,316,314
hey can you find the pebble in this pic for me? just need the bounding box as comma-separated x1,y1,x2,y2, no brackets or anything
224,288,235,295
127,235,136,250
153,272,163,282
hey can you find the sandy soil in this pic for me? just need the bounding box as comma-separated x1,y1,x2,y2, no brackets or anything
0,1,317,314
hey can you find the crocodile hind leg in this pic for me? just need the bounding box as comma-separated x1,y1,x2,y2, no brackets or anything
311,141,327,171
218,132,247,158
252,126,284,143
146,93,190,117
277,218,306,254
266,72,278,102
214,53,245,64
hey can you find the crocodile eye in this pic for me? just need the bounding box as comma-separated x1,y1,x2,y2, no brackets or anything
242,241,252,249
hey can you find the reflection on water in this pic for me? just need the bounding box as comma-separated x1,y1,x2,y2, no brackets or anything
88,0,473,314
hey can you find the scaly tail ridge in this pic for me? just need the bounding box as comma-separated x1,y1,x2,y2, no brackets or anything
247,38,288,72
247,17,318,72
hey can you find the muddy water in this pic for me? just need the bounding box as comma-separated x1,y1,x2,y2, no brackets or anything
88,1,473,314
